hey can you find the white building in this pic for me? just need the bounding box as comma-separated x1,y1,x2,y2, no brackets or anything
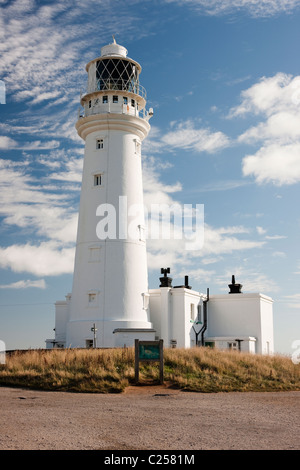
46,40,274,354
148,271,274,354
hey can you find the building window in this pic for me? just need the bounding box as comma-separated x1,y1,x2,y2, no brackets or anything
94,174,102,186
131,99,135,107
123,97,128,105
88,100,92,108
89,246,101,263
197,304,202,323
86,339,93,349
228,342,238,351
113,95,118,103
88,293,96,303
103,95,108,103
96,139,104,149
190,304,195,321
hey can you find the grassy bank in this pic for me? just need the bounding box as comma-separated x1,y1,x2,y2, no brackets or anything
0,347,299,393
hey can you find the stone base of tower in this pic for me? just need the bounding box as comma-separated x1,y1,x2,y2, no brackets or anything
66,319,155,348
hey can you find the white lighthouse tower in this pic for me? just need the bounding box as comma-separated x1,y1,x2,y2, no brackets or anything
63,38,155,348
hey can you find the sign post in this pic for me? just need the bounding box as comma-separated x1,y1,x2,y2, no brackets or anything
135,339,164,384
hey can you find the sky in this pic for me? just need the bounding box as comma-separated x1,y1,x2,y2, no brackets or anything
0,0,300,354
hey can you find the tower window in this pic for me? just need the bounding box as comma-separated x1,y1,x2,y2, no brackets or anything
88,100,92,108
94,174,102,186
89,246,101,263
88,293,96,303
131,99,135,107
103,95,108,103
138,225,145,242
96,139,104,149
113,95,118,103
135,139,141,154
123,97,128,105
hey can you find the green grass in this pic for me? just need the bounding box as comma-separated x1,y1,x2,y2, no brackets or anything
0,347,299,393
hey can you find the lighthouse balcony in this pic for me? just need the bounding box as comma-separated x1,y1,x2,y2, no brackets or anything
78,93,152,121
78,79,151,120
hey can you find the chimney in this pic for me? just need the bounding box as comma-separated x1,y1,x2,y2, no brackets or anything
159,267,172,287
228,275,243,294
185,276,191,289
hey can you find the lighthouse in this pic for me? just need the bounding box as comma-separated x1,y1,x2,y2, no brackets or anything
63,38,155,348
47,40,274,355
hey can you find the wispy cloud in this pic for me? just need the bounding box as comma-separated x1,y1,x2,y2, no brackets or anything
283,293,300,308
164,0,300,17
214,268,275,294
161,120,231,154
0,279,46,289
0,155,79,275
0,0,148,106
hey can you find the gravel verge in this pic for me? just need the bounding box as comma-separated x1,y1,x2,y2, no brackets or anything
0,385,299,450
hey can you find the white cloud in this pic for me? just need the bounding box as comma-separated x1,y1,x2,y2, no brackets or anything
0,279,46,289
230,73,300,185
143,155,182,208
196,224,265,256
230,73,299,118
239,111,300,144
215,267,278,294
0,136,60,151
242,142,300,185
0,136,17,149
147,221,265,271
161,120,230,154
256,226,267,235
0,242,75,276
50,156,83,183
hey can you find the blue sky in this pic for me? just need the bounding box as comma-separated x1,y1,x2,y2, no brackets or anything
0,0,300,354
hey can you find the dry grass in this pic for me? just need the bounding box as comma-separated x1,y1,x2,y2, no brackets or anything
0,347,299,393
164,347,300,392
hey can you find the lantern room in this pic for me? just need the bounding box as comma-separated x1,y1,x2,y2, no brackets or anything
79,37,148,118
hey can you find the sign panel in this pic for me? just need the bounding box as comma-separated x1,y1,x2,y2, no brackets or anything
139,343,160,360
135,339,164,384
